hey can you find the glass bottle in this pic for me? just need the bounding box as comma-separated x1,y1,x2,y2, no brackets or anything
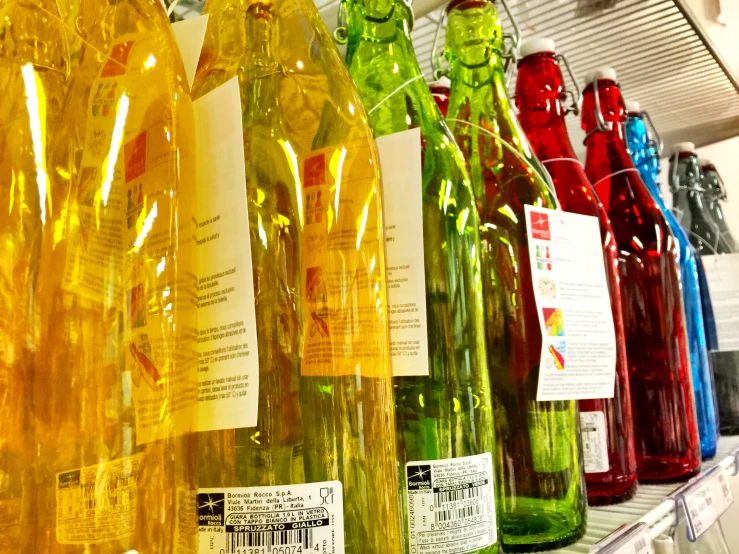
33,0,199,551
0,2,68,551
429,76,451,116
582,69,701,482
444,3,587,551
700,162,737,252
343,0,499,552
516,39,637,504
192,0,403,552
670,143,733,255
625,108,718,459
671,148,739,435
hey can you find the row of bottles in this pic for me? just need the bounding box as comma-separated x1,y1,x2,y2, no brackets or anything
1,0,735,552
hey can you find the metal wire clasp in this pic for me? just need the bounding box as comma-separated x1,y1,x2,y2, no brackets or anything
591,78,613,134
555,52,580,116
333,3,349,44
639,110,663,157
430,0,521,80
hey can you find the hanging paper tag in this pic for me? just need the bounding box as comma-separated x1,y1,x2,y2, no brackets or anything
590,522,653,554
171,15,209,90
678,467,734,541
701,253,739,351
375,128,430,377
193,77,260,431
524,206,617,401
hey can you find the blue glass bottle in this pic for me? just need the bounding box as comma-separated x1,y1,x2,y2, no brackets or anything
625,105,718,458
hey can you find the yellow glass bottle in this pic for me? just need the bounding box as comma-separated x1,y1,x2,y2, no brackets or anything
192,0,402,552
0,2,68,552
33,0,198,551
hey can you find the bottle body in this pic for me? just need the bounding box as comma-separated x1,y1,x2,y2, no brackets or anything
193,0,403,552
34,1,199,551
583,80,701,483
626,116,718,459
516,51,637,505
701,166,737,252
445,5,586,551
344,1,499,553
0,2,68,550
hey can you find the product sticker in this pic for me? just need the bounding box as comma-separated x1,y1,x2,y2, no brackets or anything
374,128,430,377
299,140,388,377
193,77,259,432
62,32,198,444
175,489,198,554
527,409,572,473
405,453,497,554
680,468,734,540
580,411,609,474
524,206,617,401
701,253,739,351
56,454,143,544
197,481,344,554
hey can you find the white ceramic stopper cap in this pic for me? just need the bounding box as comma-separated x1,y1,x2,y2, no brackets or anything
698,158,710,166
672,142,696,155
584,67,617,85
436,76,451,88
520,37,556,59
624,100,641,113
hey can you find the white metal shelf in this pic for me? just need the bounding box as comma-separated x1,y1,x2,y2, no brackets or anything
547,435,739,553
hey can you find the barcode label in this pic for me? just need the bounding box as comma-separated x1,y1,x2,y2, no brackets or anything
406,453,497,553
681,469,734,540
197,482,344,554
229,529,312,552
589,523,653,554
580,411,609,474
633,536,647,553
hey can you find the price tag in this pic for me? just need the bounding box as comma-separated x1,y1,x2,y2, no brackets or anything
679,468,734,541
590,522,653,554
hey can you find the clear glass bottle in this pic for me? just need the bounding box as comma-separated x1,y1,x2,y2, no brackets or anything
193,0,403,552
342,0,499,552
33,0,198,550
516,40,637,503
582,69,701,482
0,1,68,551
625,109,718,459
700,162,737,252
444,3,587,551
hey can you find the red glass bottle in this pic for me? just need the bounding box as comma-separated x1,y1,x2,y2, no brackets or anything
581,68,701,483
515,41,637,504
429,76,451,116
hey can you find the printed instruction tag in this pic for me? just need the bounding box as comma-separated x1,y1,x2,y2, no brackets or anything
56,454,143,544
193,77,260,432
171,15,209,89
701,253,739,351
680,468,734,540
524,206,617,401
375,128,429,377
197,481,344,554
405,453,497,553
590,522,653,554
580,411,609,474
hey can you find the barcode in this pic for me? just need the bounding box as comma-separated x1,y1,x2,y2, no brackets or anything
434,486,481,506
435,503,481,523
228,529,312,552
633,537,647,553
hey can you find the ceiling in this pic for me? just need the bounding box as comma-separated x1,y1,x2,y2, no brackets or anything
172,0,739,157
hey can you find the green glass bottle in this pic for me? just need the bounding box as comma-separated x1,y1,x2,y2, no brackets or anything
343,1,499,553
444,0,587,551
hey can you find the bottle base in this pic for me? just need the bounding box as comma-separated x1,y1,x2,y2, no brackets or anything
587,481,637,507
638,465,700,485
719,422,739,436
501,510,586,552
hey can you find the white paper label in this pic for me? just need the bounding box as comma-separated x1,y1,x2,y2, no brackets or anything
681,469,734,539
197,481,344,554
524,206,618,401
580,411,609,474
405,453,497,553
171,15,209,90
590,523,653,554
375,128,429,377
193,78,260,432
702,253,739,351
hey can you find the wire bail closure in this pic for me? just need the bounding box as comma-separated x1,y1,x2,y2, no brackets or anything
430,0,521,81
639,109,663,157
556,53,580,116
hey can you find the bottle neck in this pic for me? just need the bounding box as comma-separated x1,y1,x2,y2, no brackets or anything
515,53,579,163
